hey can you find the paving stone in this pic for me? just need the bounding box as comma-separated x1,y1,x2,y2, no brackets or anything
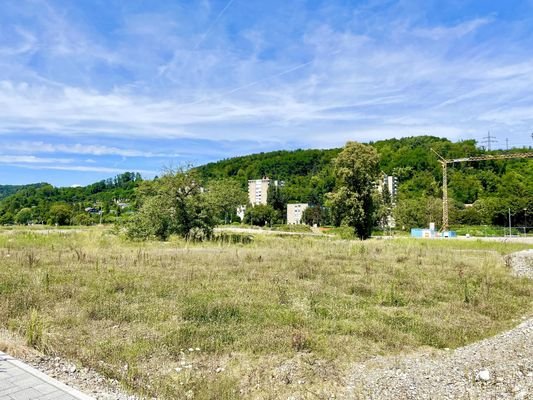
0,351,93,400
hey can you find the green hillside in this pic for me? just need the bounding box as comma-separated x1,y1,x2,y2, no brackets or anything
0,136,531,229
0,183,47,201
0,172,142,225
196,136,532,227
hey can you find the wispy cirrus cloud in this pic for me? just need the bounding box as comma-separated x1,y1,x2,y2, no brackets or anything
0,155,73,164
1,0,533,185
1,141,180,158
6,163,157,175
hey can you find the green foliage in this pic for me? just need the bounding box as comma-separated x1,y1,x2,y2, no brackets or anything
48,203,72,226
205,179,247,224
302,205,329,226
126,169,216,241
0,172,142,226
393,197,442,230
15,208,33,225
196,148,339,204
72,213,94,226
0,183,47,201
327,142,380,239
1,137,531,231
267,184,287,222
244,204,277,226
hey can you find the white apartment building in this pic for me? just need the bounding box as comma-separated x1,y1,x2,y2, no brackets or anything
287,203,308,225
248,178,271,205
379,175,398,203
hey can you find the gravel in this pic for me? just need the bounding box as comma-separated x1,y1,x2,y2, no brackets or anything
22,353,144,400
345,249,533,400
507,249,533,279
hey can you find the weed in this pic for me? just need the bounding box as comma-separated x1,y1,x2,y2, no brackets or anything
24,250,39,268
25,309,45,350
291,330,312,352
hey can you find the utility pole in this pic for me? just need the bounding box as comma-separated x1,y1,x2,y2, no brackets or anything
524,208,528,237
480,131,498,151
508,208,512,237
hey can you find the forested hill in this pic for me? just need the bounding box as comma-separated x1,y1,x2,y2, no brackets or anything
196,136,485,184
196,135,532,225
0,183,47,201
0,136,531,227
0,172,142,225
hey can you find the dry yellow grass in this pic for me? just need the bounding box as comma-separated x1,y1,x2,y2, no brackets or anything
0,228,531,399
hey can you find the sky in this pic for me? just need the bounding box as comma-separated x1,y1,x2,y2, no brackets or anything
1,0,533,186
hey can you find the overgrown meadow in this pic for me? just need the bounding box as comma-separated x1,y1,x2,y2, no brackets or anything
0,228,531,399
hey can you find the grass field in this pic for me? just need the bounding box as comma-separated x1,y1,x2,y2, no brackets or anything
0,228,531,399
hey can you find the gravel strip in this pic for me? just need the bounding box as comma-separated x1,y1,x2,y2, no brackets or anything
22,353,144,400
345,249,533,400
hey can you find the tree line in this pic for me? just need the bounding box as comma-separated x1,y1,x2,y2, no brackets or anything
0,136,531,237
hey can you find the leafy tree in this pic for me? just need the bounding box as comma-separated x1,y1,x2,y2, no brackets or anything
327,142,380,239
15,208,33,225
205,179,248,224
302,205,329,226
126,168,215,241
0,212,14,225
48,204,72,225
374,187,393,229
393,197,442,230
267,184,287,223
449,171,482,204
72,213,93,226
244,204,276,227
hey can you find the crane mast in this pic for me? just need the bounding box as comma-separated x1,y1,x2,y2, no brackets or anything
431,151,533,232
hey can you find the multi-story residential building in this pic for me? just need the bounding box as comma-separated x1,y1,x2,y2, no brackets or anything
248,178,271,205
379,175,398,203
287,203,308,225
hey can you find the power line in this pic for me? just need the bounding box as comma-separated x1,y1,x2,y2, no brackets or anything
480,131,498,151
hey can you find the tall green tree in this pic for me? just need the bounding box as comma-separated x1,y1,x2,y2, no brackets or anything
267,183,287,223
327,142,380,239
205,178,248,224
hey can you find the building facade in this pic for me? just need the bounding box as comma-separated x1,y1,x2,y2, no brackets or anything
379,174,398,203
287,203,308,225
248,178,271,205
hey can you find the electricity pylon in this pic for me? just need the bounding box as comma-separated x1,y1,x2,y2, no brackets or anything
431,150,533,231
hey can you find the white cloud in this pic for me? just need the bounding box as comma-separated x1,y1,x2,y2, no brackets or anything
0,2,531,150
0,155,72,164
6,163,157,175
412,18,493,40
0,141,180,158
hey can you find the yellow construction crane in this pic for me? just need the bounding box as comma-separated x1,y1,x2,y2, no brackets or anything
430,150,533,231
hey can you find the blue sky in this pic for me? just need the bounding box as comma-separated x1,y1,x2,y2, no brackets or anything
1,0,533,186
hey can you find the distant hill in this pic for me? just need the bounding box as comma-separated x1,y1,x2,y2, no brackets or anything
0,137,530,227
0,172,143,225
195,136,532,226
196,148,341,204
0,183,48,201
194,136,483,204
